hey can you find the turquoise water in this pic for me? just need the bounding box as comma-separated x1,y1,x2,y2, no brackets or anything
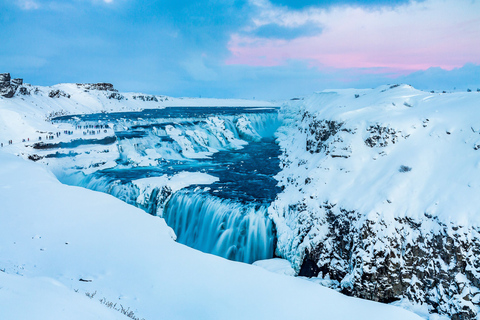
54,107,282,263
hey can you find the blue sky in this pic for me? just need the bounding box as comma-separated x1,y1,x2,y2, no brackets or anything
0,0,479,99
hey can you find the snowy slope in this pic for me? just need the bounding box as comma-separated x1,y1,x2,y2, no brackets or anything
0,151,421,320
270,85,480,318
0,272,126,320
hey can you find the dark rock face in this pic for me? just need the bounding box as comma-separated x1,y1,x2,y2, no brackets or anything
11,78,23,88
300,113,353,159
133,95,158,102
0,73,11,85
28,154,43,162
48,89,71,98
0,73,22,98
139,186,173,216
18,87,30,95
298,257,321,277
364,124,400,148
296,206,480,319
303,113,344,154
107,92,125,100
77,83,117,92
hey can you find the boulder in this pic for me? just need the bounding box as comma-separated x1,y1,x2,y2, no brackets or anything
0,73,22,98
0,73,11,85
48,89,71,98
11,78,23,88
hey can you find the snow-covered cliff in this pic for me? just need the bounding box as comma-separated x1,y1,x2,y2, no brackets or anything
270,84,480,319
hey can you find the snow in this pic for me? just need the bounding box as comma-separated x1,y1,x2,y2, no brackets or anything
133,172,219,193
272,85,480,231
0,272,125,320
0,151,421,320
132,172,219,214
269,84,480,318
253,258,296,276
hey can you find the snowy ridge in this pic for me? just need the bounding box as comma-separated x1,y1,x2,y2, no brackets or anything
270,85,480,319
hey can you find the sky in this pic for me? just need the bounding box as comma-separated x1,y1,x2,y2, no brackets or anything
0,0,479,99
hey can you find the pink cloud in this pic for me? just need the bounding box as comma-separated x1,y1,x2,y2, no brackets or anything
226,0,480,74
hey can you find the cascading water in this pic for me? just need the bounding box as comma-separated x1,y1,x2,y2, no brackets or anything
52,106,283,264
163,191,275,263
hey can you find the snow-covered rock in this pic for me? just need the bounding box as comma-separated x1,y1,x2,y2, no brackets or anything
0,73,22,98
270,84,480,319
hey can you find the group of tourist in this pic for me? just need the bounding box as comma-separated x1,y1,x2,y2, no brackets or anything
2,122,111,147
1,140,14,147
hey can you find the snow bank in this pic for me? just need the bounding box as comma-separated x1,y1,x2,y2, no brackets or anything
0,272,125,320
0,151,421,320
253,258,296,276
133,172,219,193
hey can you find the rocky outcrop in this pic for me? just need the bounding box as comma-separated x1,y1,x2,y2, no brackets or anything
10,78,23,88
107,92,125,100
18,87,31,95
133,95,158,102
48,89,71,98
364,124,401,148
0,73,23,98
77,83,117,92
285,202,480,319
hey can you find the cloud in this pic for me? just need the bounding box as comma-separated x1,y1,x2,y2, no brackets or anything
398,63,480,91
181,55,219,82
227,0,480,74
269,0,418,10
3,0,478,99
16,0,40,10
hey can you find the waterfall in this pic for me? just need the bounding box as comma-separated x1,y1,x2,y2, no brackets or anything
57,172,140,207
52,109,282,264
114,113,281,164
163,191,275,264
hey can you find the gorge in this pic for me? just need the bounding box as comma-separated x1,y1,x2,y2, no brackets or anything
1,77,479,319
